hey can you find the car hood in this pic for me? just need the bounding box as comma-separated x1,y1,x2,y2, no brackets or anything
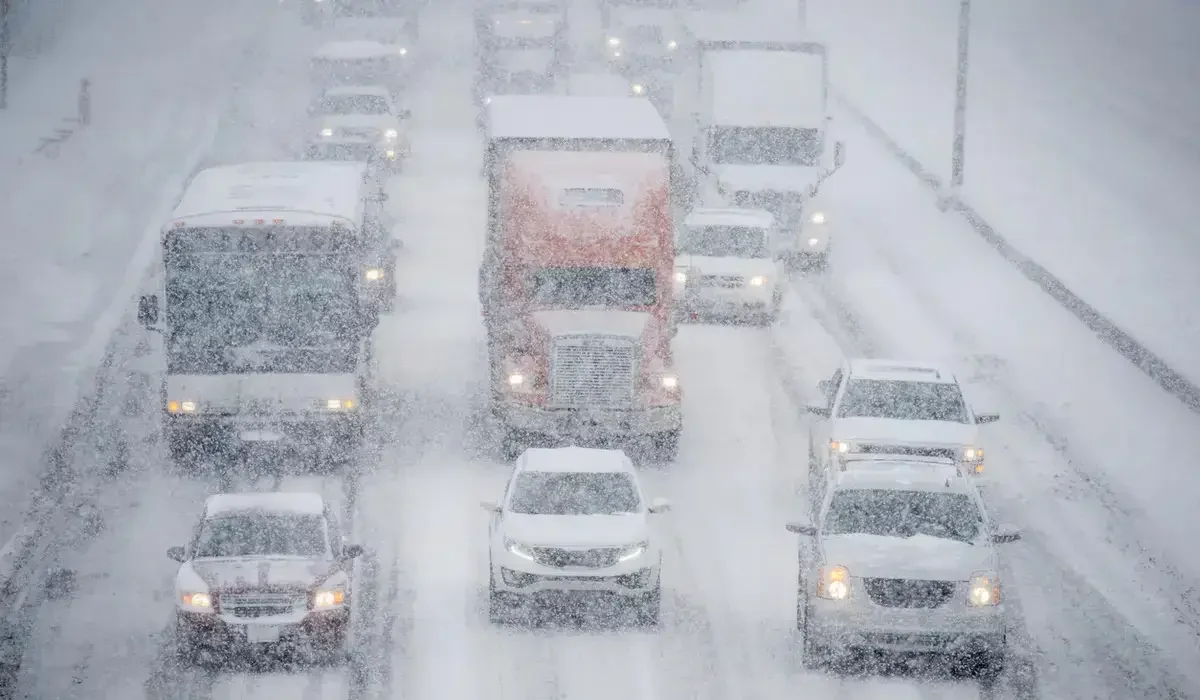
495,49,555,74
715,165,821,194
833,417,979,447
675,255,774,277
493,16,561,40
166,373,357,414
187,557,335,591
502,513,648,547
530,309,651,340
317,114,400,131
821,534,992,581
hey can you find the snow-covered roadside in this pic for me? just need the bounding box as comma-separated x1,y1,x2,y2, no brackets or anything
772,107,1200,697
0,0,291,551
805,0,1200,388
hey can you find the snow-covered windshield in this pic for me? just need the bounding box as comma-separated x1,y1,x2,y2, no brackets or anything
508,471,641,515
334,0,408,18
528,266,656,307
709,126,823,166
315,94,390,115
825,489,982,543
194,514,329,559
678,225,769,258
837,379,971,423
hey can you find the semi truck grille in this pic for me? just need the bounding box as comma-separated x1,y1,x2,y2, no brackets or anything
550,335,637,407
857,444,958,460
532,547,621,569
695,274,744,288
863,578,955,609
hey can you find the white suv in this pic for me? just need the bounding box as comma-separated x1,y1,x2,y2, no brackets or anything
806,359,999,478
786,457,1020,677
481,446,671,625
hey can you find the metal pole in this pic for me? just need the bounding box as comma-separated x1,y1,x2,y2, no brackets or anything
1,0,10,109
949,0,971,190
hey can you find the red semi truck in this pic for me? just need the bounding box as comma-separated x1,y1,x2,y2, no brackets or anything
479,95,683,461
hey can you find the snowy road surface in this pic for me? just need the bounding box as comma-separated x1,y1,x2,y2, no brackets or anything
5,0,1200,698
807,0,1200,387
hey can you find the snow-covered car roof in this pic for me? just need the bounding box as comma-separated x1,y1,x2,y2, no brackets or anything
171,161,368,226
313,40,406,60
705,50,826,127
519,446,635,474
566,72,632,97
684,207,776,228
486,95,670,141
833,460,972,494
204,492,326,518
847,358,958,385
321,84,393,99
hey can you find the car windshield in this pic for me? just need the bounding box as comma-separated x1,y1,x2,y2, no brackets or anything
528,266,656,307
709,126,823,167
193,513,329,558
316,94,390,115
508,471,641,515
837,379,970,423
678,225,769,258
824,489,983,543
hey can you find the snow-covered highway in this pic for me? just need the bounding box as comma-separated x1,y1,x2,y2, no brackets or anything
2,0,1199,699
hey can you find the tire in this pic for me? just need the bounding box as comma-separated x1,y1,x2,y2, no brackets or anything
651,429,680,462
488,572,515,625
799,607,827,669
633,581,661,627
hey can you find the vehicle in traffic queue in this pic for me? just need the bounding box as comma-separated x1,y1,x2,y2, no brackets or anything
169,492,365,658
307,85,413,173
674,207,783,325
566,71,649,99
475,0,567,56
331,0,422,46
786,457,1019,676
478,96,683,462
601,2,684,74
136,162,397,468
311,40,412,95
805,359,1000,480
482,447,670,625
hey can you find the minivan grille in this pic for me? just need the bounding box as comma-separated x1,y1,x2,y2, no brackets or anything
550,335,637,407
863,578,955,608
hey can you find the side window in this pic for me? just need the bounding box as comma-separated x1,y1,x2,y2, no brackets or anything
825,368,843,407
187,516,207,556
325,510,343,557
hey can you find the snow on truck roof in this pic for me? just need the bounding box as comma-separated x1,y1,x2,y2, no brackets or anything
313,40,405,60
685,207,776,228
705,50,826,127
205,492,326,518
847,358,958,384
520,447,634,474
506,150,668,206
486,95,670,141
171,162,368,225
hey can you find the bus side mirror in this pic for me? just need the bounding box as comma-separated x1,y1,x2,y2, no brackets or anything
137,295,159,328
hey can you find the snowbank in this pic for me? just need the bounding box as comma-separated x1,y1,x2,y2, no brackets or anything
807,0,1200,387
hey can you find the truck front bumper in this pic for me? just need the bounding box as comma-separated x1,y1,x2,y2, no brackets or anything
806,596,1006,656
165,413,364,454
177,607,348,652
496,403,681,439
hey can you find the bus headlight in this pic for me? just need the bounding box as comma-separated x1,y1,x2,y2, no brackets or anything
810,211,826,224
659,374,679,390
674,270,687,284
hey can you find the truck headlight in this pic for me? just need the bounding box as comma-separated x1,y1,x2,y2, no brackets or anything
179,592,212,611
810,211,826,224
398,47,408,56
320,127,334,137
384,128,398,140
674,270,687,284
829,440,851,454
748,276,767,287
607,37,621,46
963,446,985,473
817,565,850,600
168,400,198,414
666,40,678,50
507,373,525,387
659,374,679,390
617,541,648,562
324,398,356,410
967,572,1000,606
364,267,385,281
312,588,346,609
631,83,645,95
505,539,536,561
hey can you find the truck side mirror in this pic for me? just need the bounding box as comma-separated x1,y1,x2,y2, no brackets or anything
137,295,159,327
834,141,846,168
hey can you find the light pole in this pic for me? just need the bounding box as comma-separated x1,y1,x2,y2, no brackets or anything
949,0,971,192
1,0,10,109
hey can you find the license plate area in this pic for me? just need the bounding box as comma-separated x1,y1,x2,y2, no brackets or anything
246,624,282,643
240,430,283,442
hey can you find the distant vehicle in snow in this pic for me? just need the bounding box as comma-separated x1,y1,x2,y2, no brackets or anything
329,2,420,56
481,447,671,625
333,0,424,33
786,457,1019,676
601,4,684,73
136,161,395,467
168,492,365,658
565,71,646,98
676,15,844,269
475,0,568,55
479,96,683,462
472,0,567,107
306,85,413,173
674,207,783,325
804,359,1001,481
311,40,412,94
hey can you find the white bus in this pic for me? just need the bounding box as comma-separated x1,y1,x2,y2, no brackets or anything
136,161,396,467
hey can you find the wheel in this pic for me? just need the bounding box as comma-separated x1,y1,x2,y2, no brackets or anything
650,429,680,462
488,571,516,625
633,578,661,627
798,602,827,669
